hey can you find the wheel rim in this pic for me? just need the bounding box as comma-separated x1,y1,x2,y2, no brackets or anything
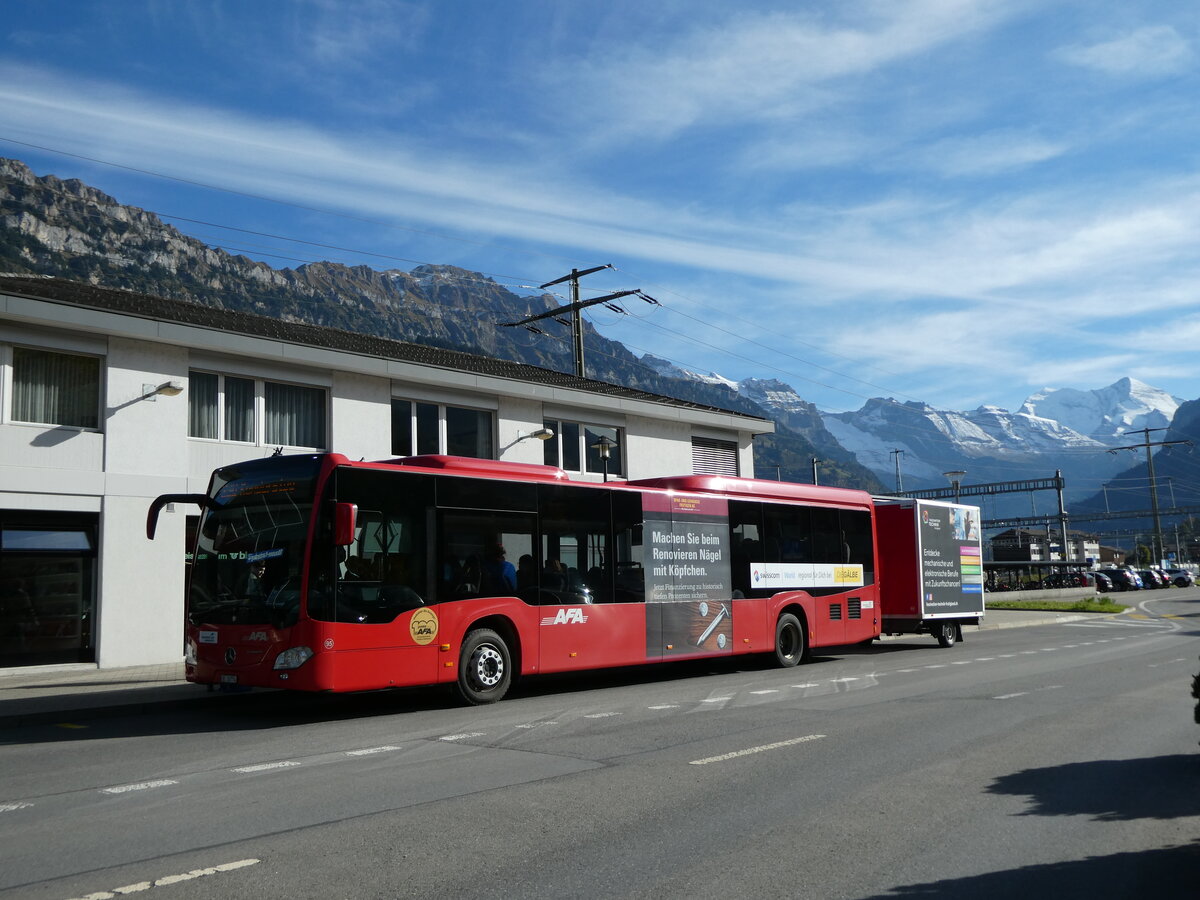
469,644,504,689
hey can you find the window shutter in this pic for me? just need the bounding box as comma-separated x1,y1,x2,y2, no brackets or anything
691,437,739,476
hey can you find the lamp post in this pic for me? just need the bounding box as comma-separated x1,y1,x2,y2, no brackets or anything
943,470,966,503
590,434,614,483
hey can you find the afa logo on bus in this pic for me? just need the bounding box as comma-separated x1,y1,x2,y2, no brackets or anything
409,608,439,645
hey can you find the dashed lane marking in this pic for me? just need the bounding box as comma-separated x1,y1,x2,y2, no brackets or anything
648,704,679,710
584,712,622,718
690,734,826,766
346,745,403,755
993,692,1029,700
1,801,33,812
749,690,780,695
64,858,259,900
231,761,299,774
99,780,178,795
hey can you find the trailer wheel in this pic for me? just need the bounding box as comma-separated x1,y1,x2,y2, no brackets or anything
456,628,512,704
774,614,807,667
935,621,958,648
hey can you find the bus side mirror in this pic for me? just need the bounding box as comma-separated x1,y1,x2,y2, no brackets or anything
334,502,358,546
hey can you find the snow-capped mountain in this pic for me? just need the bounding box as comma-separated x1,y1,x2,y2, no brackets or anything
1020,378,1181,441
641,358,1184,515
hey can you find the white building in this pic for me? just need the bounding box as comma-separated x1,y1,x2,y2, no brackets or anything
0,275,772,671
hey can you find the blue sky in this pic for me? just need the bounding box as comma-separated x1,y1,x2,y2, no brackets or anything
3,0,1199,415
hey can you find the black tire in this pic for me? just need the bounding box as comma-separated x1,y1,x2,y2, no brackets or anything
456,628,512,705
774,613,807,667
935,621,958,648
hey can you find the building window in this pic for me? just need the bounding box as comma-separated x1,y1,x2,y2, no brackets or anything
543,419,623,477
0,511,99,667
188,371,326,448
11,347,101,429
691,437,739,476
391,399,494,459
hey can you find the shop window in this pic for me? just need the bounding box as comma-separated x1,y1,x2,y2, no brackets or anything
0,513,98,667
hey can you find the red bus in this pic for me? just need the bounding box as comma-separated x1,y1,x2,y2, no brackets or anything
148,453,879,703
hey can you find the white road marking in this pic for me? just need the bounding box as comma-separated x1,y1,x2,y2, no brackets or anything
648,704,679,710
830,677,859,683
791,682,821,688
895,669,917,673
701,697,732,703
749,690,780,695
950,661,972,665
100,780,178,794
584,712,622,718
975,657,995,661
993,692,1029,700
0,801,33,812
438,733,485,742
515,722,557,728
996,654,1016,658
232,761,299,773
346,745,403,755
65,859,260,900
690,734,826,766
924,664,947,669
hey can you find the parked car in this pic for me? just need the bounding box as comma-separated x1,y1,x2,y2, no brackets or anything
1137,570,1161,589
1094,572,1112,592
1165,568,1195,588
1148,568,1172,588
1102,567,1143,591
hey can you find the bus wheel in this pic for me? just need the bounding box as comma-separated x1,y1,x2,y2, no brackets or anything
774,614,807,667
457,628,512,705
935,621,958,648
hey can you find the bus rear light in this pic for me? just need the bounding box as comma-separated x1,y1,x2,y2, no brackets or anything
184,639,197,666
273,646,314,670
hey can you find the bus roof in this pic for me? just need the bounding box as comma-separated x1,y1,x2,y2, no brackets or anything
627,474,874,509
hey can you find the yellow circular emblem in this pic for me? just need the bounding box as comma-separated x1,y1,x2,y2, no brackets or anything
409,608,439,645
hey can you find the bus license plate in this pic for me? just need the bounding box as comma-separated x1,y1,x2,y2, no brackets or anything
220,674,238,684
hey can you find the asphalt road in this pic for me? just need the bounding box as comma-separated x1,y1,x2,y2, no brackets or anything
1,593,1197,899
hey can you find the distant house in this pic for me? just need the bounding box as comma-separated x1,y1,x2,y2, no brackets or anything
0,275,773,671
990,528,1101,566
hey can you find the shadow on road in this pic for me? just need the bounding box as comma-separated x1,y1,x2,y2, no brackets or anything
863,840,1200,899
987,754,1200,821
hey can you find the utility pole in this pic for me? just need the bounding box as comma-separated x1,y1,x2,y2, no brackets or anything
1108,427,1193,566
890,448,905,493
812,457,820,486
499,264,650,379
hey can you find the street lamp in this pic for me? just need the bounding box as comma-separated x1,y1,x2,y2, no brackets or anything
944,470,966,503
590,434,615,483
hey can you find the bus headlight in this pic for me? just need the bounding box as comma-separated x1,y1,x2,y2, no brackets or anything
273,646,314,670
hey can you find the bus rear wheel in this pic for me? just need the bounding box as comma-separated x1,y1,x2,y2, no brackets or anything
774,614,807,667
457,628,512,705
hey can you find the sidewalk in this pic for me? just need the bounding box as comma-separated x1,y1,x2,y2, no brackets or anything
0,608,1108,728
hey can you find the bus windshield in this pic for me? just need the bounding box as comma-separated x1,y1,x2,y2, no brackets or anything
189,455,322,628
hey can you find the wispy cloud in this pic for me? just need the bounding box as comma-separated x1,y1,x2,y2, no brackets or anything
549,0,1021,143
1054,25,1194,78
907,130,1070,177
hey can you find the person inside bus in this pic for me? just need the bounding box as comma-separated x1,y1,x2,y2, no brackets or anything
517,554,537,589
542,558,567,590
481,544,517,594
